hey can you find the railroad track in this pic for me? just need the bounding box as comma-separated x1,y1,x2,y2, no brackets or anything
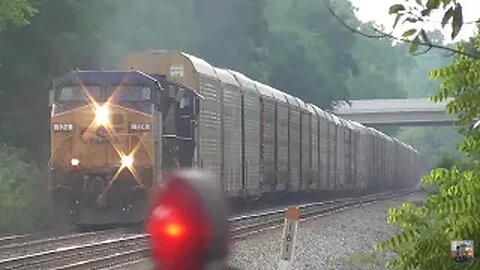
0,229,133,262
0,230,79,251
0,189,418,270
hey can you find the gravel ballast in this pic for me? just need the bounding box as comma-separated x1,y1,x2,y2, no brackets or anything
228,193,425,270
114,193,425,269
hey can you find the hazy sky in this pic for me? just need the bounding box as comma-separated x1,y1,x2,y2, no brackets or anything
348,0,479,42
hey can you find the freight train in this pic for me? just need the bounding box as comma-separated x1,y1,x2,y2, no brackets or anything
48,50,421,228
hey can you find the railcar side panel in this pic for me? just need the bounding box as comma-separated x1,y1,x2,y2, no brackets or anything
317,111,329,190
308,105,319,190
197,75,223,184
255,83,289,193
242,88,261,196
214,68,243,196
229,70,261,197
297,99,311,191
276,103,289,191
335,118,344,190
343,122,352,189
327,116,336,190
350,125,358,189
259,97,276,193
288,106,301,191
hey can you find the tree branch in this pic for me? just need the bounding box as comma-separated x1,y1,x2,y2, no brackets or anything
326,5,480,60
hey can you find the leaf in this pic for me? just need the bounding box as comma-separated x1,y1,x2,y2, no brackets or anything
421,9,431,16
415,0,422,5
426,0,441,10
451,3,463,40
389,4,406,14
442,7,454,28
404,17,418,23
409,36,421,54
403,28,417,37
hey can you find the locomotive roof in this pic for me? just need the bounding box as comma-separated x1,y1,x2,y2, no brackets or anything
52,70,160,89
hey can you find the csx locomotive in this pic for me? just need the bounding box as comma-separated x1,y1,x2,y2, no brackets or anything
49,51,420,227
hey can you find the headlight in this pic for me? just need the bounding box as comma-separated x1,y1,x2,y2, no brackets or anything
53,123,74,132
95,105,110,126
121,155,134,168
71,158,80,166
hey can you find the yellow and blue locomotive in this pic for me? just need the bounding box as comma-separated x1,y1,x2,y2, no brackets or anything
49,70,198,227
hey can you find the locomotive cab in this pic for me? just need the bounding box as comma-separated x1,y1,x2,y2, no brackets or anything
49,70,198,228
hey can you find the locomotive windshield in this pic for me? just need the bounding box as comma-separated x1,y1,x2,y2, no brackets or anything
106,86,151,101
56,85,152,103
57,85,102,102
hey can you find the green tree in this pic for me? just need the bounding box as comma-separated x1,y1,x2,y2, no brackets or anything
264,0,360,108
397,30,453,98
0,0,37,33
374,2,480,269
347,27,415,100
397,126,462,170
435,151,470,171
0,0,110,154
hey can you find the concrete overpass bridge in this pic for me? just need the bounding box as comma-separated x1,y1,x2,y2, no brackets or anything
333,98,455,126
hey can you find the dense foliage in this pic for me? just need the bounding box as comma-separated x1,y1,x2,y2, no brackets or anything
375,1,480,269
0,144,50,235
435,151,470,171
0,0,37,33
397,126,461,169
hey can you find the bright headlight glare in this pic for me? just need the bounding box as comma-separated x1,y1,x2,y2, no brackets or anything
95,106,110,126
121,155,134,168
71,158,80,166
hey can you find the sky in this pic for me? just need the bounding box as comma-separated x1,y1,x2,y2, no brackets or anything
348,0,479,43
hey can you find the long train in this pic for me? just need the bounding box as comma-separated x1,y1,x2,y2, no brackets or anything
48,50,421,227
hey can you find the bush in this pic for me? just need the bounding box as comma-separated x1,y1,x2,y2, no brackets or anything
0,143,51,235
435,152,471,171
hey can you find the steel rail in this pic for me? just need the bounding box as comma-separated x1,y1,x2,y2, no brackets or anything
0,229,125,257
0,235,146,270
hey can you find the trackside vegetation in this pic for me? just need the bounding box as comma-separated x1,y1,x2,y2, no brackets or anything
375,1,480,269
0,144,50,234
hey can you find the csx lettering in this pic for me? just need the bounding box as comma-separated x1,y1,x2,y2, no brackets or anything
53,123,73,131
130,123,151,131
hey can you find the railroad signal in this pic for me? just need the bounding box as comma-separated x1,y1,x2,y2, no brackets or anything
146,170,230,270
278,206,301,270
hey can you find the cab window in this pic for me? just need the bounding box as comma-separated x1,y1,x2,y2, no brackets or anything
107,85,151,102
57,86,102,102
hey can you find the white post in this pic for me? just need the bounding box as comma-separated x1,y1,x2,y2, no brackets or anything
277,206,300,270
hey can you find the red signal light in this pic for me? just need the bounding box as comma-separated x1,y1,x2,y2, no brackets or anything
165,222,184,238
146,176,211,270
